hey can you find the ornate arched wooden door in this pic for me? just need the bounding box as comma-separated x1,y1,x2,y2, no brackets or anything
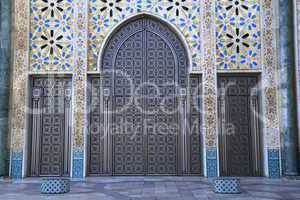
88,17,202,175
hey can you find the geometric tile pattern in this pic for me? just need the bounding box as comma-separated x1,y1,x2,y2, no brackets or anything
10,0,282,178
72,149,84,178
206,148,218,177
41,178,70,194
10,151,23,179
88,0,201,71
29,0,264,71
214,178,241,194
216,0,261,70
30,0,74,72
268,149,281,178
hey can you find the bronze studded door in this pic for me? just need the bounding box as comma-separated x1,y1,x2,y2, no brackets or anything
29,77,72,177
144,23,179,175
218,76,261,177
88,17,202,175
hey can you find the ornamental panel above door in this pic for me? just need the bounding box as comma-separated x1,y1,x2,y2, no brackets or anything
88,17,202,175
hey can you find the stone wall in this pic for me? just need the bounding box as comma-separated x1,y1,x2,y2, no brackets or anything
0,0,11,176
295,0,300,173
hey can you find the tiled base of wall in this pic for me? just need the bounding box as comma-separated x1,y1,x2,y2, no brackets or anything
268,149,281,178
7,148,285,178
72,149,84,178
206,148,218,177
10,152,22,178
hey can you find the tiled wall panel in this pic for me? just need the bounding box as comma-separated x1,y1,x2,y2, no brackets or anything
30,0,75,72
216,0,261,70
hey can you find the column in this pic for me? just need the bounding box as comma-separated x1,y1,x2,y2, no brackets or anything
295,0,300,175
279,0,299,176
0,0,11,176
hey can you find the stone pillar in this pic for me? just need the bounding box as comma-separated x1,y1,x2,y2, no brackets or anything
0,0,11,176
295,0,300,174
279,0,299,176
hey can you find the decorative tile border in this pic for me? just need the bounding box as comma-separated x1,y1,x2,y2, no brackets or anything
9,0,30,178
261,0,281,148
261,0,281,177
202,0,218,177
71,0,88,178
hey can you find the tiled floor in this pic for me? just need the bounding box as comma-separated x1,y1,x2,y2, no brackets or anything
0,176,300,200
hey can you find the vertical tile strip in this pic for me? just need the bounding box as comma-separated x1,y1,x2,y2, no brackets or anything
9,0,30,178
202,0,218,177
72,0,88,178
262,0,281,177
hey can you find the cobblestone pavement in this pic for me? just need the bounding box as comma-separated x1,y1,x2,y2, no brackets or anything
0,176,300,200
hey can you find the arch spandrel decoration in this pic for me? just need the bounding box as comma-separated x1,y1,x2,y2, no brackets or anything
29,0,75,72
89,0,201,72
215,0,262,70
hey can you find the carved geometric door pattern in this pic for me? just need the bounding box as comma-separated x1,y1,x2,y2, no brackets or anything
29,77,72,176
88,17,202,175
218,75,262,177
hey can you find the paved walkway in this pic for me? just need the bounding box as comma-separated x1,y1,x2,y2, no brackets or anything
0,176,300,200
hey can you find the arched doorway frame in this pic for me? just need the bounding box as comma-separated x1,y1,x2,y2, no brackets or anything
86,12,203,175
96,12,194,74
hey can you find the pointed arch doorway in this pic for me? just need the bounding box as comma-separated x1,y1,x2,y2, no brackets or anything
88,16,202,175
